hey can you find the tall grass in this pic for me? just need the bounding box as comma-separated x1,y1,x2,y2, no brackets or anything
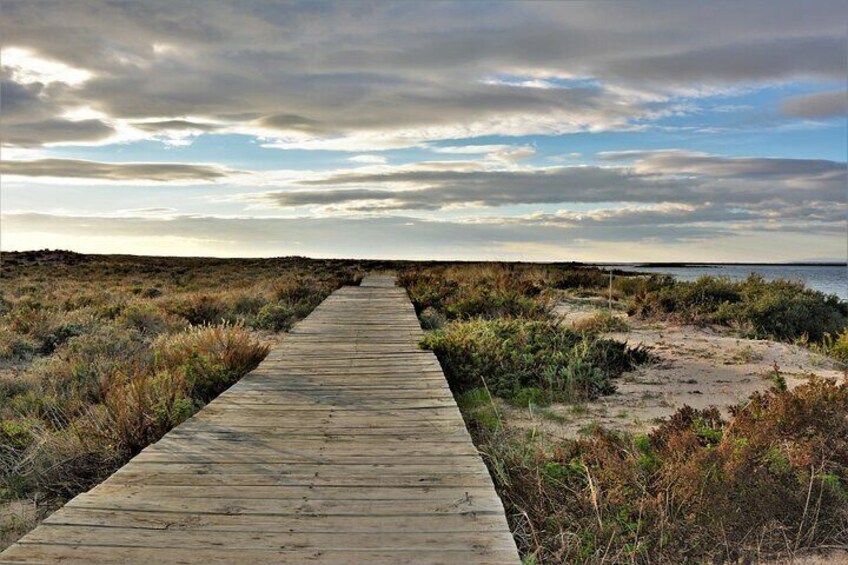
0,252,364,546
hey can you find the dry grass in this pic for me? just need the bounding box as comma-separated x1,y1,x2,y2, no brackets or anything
0,251,365,548
478,378,848,565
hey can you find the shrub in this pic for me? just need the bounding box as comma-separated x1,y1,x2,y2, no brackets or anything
161,293,229,325
551,268,609,290
103,368,194,453
818,328,848,365
483,378,848,564
154,324,269,402
254,303,295,331
422,319,649,403
399,265,553,320
456,388,501,432
630,275,847,342
418,307,446,330
117,303,187,335
571,311,630,333
32,326,149,409
0,332,38,361
4,418,121,500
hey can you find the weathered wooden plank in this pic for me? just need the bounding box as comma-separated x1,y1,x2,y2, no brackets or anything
19,525,519,552
64,494,506,516
1,544,519,565
41,506,509,532
0,275,519,564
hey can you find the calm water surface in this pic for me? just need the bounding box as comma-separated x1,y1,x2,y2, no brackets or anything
602,264,848,300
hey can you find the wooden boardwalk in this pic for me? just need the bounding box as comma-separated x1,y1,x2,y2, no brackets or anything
1,275,519,564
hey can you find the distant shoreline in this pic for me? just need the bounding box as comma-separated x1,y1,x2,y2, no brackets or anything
593,262,847,268
0,250,845,268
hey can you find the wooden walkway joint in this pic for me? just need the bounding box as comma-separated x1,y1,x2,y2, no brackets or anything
1,275,520,564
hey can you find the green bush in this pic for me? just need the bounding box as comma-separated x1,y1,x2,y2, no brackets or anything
422,319,649,403
399,266,552,320
631,275,847,342
819,328,848,365
254,303,295,331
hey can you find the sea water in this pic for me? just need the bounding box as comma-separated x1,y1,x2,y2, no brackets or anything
603,264,848,300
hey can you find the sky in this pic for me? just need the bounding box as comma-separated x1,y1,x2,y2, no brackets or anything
1,0,846,262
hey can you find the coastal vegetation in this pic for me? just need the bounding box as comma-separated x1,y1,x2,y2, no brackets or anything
626,274,848,343
422,319,649,405
2,253,846,561
398,262,848,563
0,251,363,544
482,378,848,563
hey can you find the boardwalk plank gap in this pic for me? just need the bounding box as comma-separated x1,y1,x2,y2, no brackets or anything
1,274,520,564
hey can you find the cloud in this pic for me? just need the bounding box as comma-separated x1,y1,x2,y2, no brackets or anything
781,90,848,118
246,152,846,242
1,74,115,146
431,145,514,155
347,155,388,164
134,120,221,132
1,158,232,182
432,144,536,163
2,1,844,150
263,166,685,209
599,150,844,179
269,152,845,208
2,118,115,147
605,36,846,87
2,211,844,262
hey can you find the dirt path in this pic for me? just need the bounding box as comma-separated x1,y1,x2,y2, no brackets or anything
503,299,845,439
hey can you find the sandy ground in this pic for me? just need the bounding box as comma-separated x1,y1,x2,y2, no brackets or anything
765,552,848,565
503,298,846,439
0,500,39,549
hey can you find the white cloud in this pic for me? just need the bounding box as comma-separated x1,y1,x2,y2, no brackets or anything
1,47,92,86
347,154,388,164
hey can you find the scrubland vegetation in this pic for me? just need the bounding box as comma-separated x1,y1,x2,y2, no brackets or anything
2,253,846,561
0,251,363,544
625,274,848,343
398,263,848,564
485,378,848,564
